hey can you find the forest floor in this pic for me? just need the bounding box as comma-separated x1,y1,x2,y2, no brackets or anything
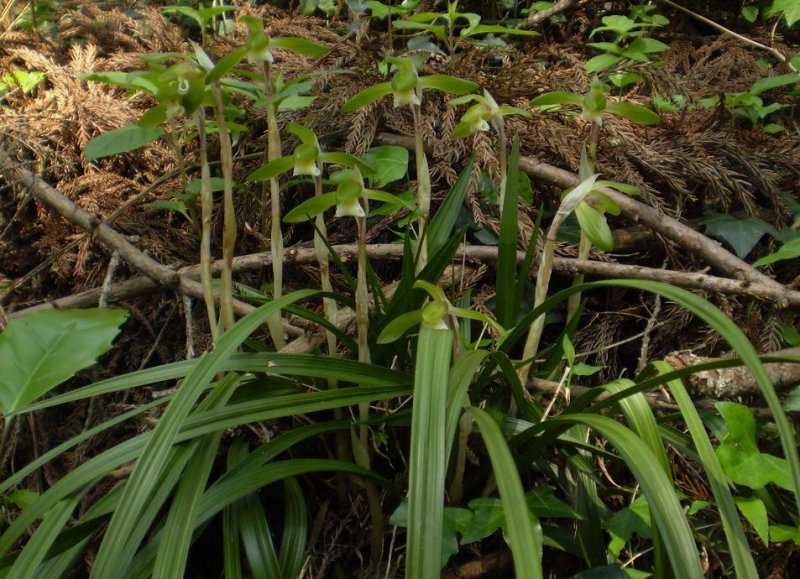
1,0,799,576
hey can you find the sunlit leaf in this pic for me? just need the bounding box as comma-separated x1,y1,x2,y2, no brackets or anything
0,309,128,415
85,125,164,161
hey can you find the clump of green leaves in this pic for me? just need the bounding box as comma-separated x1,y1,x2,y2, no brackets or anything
585,4,669,76
394,0,538,55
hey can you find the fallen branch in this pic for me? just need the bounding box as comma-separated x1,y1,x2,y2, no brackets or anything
375,132,791,304
12,241,800,323
521,0,579,28
665,348,800,398
0,149,302,336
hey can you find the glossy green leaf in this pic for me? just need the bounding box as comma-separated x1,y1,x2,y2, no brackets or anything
376,311,423,343
605,101,661,125
205,47,247,85
417,74,478,94
268,37,329,58
584,53,623,73
85,125,164,161
735,496,768,544
283,193,338,222
715,401,793,490
247,156,294,182
530,91,583,108
360,145,409,187
341,82,393,112
702,213,777,259
0,309,128,415
575,202,614,251
753,237,800,266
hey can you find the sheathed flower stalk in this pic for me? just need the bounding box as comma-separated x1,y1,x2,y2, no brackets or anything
342,56,477,271
449,90,530,212
518,174,600,387
285,168,409,561
242,16,329,348
377,280,505,569
531,79,657,322
193,43,239,333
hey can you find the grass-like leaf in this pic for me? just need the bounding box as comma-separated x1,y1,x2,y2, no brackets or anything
469,407,543,579
405,327,453,577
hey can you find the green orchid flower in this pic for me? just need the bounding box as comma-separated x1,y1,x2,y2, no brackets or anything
341,56,478,112
449,90,530,138
377,280,505,342
247,123,373,182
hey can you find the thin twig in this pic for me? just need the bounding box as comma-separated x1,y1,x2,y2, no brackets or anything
658,0,797,72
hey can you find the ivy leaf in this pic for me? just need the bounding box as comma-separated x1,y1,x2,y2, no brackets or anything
460,497,505,544
360,146,409,187
735,496,768,544
0,309,128,415
84,125,164,161
525,487,583,519
715,401,793,490
702,213,779,258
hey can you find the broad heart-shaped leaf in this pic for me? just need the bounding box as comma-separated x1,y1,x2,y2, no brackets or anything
84,125,164,161
605,101,660,125
753,237,800,266
702,212,778,258
715,401,794,490
283,193,338,222
417,74,479,95
341,82,393,112
360,145,409,187
575,202,614,251
460,497,505,544
0,309,128,415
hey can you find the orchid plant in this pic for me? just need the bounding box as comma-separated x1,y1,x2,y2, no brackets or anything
342,56,477,270
448,89,530,211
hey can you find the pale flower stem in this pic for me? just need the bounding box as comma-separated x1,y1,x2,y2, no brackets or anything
313,171,339,363
497,120,508,213
567,123,600,320
195,108,218,345
211,83,236,332
354,207,384,561
412,102,430,271
567,233,592,321
519,222,561,386
261,60,286,349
